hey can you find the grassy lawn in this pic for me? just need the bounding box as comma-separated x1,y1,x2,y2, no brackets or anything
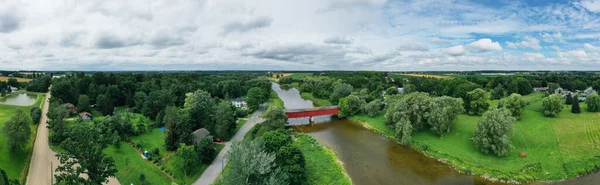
290,73,313,80
300,92,332,107
351,92,600,182
294,133,352,185
0,93,45,182
103,142,173,185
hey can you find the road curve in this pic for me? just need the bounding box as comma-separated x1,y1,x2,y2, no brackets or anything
193,103,267,185
26,91,119,185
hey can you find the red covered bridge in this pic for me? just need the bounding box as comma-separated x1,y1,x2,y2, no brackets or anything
285,106,339,118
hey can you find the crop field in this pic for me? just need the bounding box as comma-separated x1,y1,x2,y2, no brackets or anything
0,77,32,82
400,73,451,79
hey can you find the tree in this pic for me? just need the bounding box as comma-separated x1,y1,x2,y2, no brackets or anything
586,93,600,112
183,90,215,131
491,85,505,100
197,137,216,163
176,144,198,177
262,130,292,153
386,87,398,95
139,172,146,185
2,109,32,151
222,140,287,185
275,144,306,184
516,78,533,95
395,118,413,145
592,80,600,93
164,106,183,151
30,107,42,124
143,90,174,120
501,93,527,120
566,93,573,105
262,106,288,130
329,83,353,105
542,94,564,117
77,95,90,113
473,108,516,157
572,95,581,114
214,100,236,139
7,78,18,88
573,80,587,91
549,83,561,94
337,95,365,118
467,88,489,115
55,124,117,185
385,92,430,130
246,87,266,111
362,99,383,117
133,91,147,112
427,96,465,138
0,168,9,185
96,94,108,116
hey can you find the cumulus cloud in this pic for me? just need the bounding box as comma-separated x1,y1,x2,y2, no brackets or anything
441,45,467,56
149,29,186,47
466,38,503,52
324,36,353,45
506,36,541,50
430,37,452,45
540,32,562,42
397,43,428,51
221,17,273,36
576,0,600,12
325,0,387,10
584,43,600,52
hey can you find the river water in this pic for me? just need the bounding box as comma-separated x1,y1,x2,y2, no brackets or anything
272,83,599,185
0,92,38,106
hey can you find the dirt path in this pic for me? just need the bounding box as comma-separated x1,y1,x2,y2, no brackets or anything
26,91,119,185
192,103,267,185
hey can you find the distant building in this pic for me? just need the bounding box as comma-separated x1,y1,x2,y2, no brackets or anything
79,112,92,121
192,128,211,143
64,103,77,114
583,87,597,97
7,74,13,77
554,87,564,95
9,86,18,92
52,75,66,79
533,87,548,92
231,98,248,110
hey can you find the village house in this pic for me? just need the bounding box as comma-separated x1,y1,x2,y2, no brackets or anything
79,112,92,121
64,103,77,114
533,87,548,92
9,86,18,92
231,98,248,110
583,87,597,97
192,128,211,144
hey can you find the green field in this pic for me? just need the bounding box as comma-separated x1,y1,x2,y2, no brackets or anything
351,93,600,182
300,92,332,107
0,93,45,182
290,73,313,80
294,133,352,185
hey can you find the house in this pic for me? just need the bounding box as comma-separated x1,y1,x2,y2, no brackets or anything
79,112,92,121
7,74,13,77
397,87,405,94
583,87,597,97
231,98,248,110
554,87,564,95
192,128,211,143
64,103,77,114
9,86,18,92
52,75,66,79
533,87,548,92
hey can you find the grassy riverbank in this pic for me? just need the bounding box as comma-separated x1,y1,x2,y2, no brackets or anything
0,93,45,182
294,133,352,185
351,93,600,182
300,92,332,107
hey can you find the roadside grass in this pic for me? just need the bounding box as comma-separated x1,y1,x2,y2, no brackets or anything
300,92,332,107
349,92,600,182
294,133,352,185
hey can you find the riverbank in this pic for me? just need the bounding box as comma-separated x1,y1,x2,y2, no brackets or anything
294,133,352,185
350,93,600,183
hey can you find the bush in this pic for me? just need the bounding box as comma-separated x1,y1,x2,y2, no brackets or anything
473,108,516,157
542,94,564,117
133,140,143,149
30,107,42,124
586,93,600,112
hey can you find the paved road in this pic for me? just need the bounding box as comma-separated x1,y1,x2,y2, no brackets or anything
193,103,267,185
26,91,119,185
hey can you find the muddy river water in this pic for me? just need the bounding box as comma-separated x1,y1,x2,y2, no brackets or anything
271,83,599,185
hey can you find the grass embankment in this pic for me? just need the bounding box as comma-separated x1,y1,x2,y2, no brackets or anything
294,133,352,185
267,89,284,109
300,92,332,107
0,93,44,182
351,92,600,182
105,128,224,184
0,77,32,82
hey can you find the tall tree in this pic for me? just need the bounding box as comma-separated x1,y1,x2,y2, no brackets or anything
572,95,581,113
467,88,489,115
246,87,266,111
142,90,174,120
175,144,198,177
542,94,564,117
164,106,183,151
427,96,465,138
501,93,527,120
214,100,236,139
337,95,365,118
566,93,573,105
222,140,287,185
183,90,215,131
262,106,288,130
133,91,147,113
329,83,353,105
586,93,600,112
77,95,90,113
2,109,31,151
473,108,515,157
30,107,42,125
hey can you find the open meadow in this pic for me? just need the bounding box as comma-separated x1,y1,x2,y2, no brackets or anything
0,77,32,82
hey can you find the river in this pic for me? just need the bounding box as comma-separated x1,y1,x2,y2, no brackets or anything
271,83,599,185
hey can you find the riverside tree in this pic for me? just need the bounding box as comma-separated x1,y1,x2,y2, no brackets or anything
2,109,32,151
246,87,266,111
329,83,353,105
262,106,288,130
473,108,516,157
501,93,527,120
542,94,564,117
586,93,600,112
337,95,365,118
362,99,383,117
427,96,465,138
222,140,287,185
467,88,489,115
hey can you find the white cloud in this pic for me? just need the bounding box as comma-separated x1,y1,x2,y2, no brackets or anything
440,45,467,56
584,43,600,52
540,32,562,42
506,36,541,50
466,38,503,52
576,0,600,12
397,43,428,51
430,37,452,45
324,36,353,45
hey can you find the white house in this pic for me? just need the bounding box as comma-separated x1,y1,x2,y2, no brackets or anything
9,86,18,92
231,98,248,110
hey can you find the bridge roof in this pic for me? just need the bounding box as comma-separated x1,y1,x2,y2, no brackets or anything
284,105,339,113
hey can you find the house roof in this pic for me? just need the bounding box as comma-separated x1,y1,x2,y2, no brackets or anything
64,103,75,108
193,128,210,138
231,98,244,102
79,112,92,117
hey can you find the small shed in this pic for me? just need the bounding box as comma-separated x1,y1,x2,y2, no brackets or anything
192,128,212,143
79,112,92,121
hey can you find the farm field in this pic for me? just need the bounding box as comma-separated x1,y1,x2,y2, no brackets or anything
0,93,44,182
399,73,451,79
268,73,292,81
352,92,600,181
0,76,32,82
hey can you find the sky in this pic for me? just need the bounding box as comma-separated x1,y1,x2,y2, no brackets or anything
1,0,600,71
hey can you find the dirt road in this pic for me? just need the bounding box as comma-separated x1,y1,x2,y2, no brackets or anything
26,91,119,185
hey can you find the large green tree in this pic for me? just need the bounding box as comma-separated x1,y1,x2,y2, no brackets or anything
337,95,365,118
262,106,288,130
427,96,465,138
473,108,516,157
572,95,581,114
214,100,236,139
30,107,42,125
329,83,353,105
501,93,526,120
175,144,198,177
142,90,174,121
467,88,489,115
133,91,147,112
77,95,90,113
246,87,267,111
183,90,215,131
222,140,287,185
2,109,32,151
164,106,184,151
586,93,600,112
362,99,383,117
542,94,564,117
